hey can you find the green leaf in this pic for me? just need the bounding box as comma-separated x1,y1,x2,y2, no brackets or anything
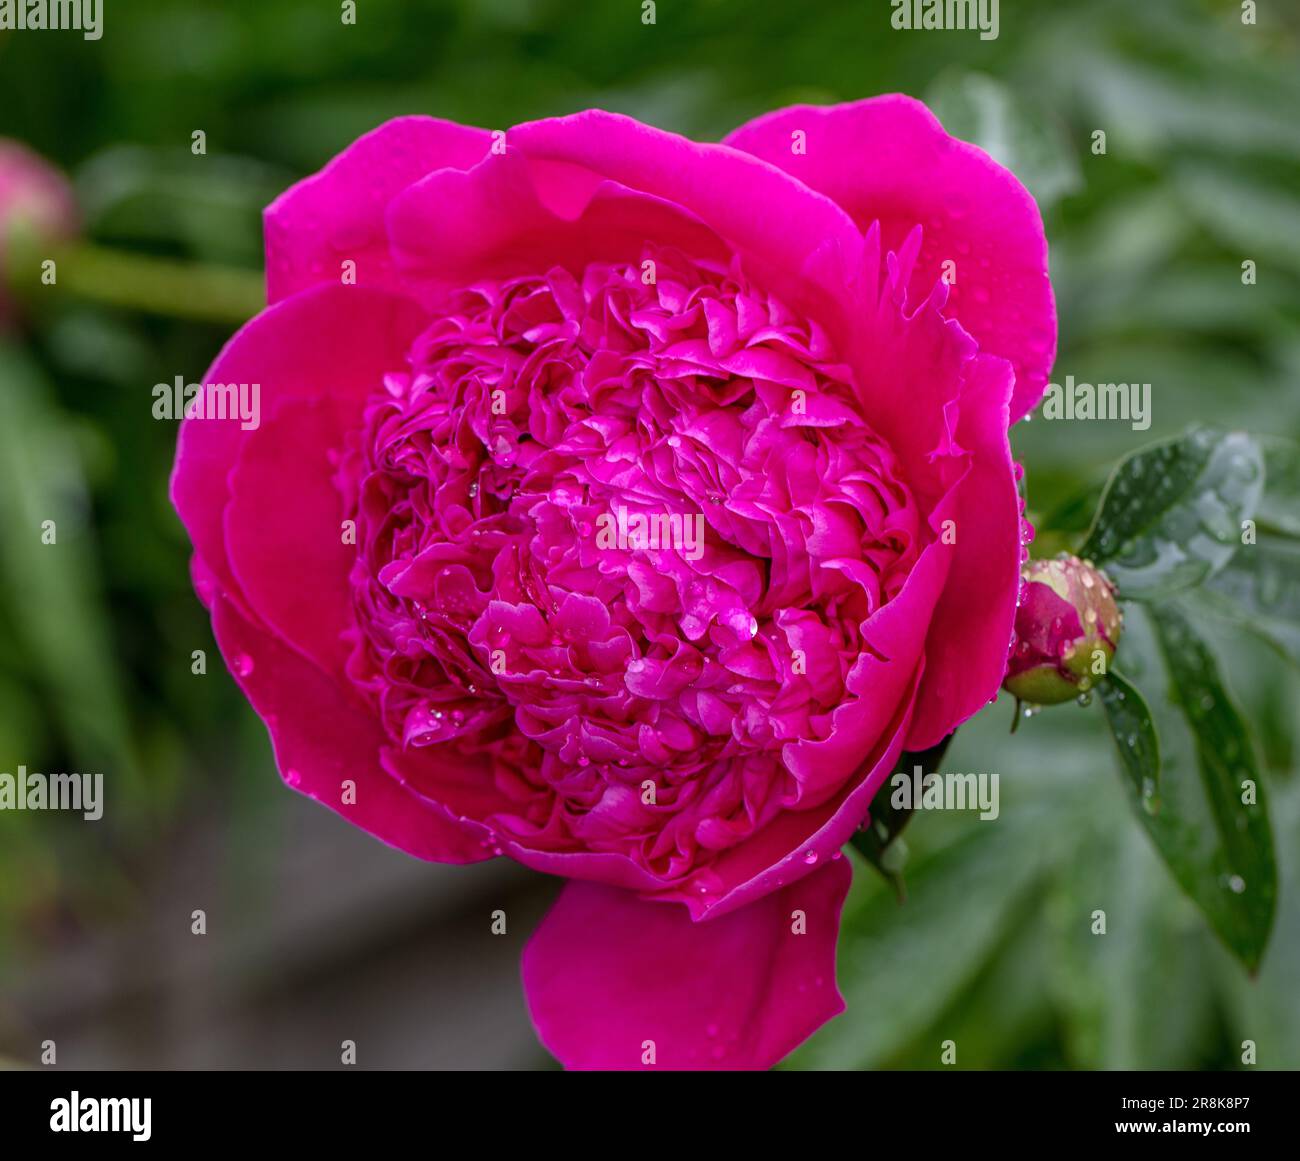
1189,539,1300,667
1080,428,1264,599
851,734,954,900
1135,604,1277,971
1169,438,1300,666
1099,669,1161,812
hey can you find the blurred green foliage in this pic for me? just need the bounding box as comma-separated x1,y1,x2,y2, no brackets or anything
0,0,1297,1067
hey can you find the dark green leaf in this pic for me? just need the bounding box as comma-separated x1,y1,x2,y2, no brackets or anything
1140,605,1277,971
851,734,953,900
1080,428,1264,599
1099,669,1161,812
1189,539,1300,666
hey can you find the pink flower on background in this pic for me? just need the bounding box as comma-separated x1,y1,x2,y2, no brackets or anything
171,97,1054,1069
0,139,78,328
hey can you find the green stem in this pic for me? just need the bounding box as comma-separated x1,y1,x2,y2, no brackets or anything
30,241,264,325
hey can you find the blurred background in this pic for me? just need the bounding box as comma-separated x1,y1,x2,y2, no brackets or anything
0,0,1297,1069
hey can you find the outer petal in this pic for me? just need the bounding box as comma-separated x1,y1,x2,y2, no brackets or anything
523,856,851,1070
224,397,355,674
265,115,493,303
389,110,867,339
510,111,865,312
208,574,490,864
725,96,1056,421
906,352,1020,747
169,284,426,611
387,145,733,304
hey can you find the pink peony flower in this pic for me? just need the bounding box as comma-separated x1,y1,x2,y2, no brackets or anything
171,98,1055,1069
0,139,78,328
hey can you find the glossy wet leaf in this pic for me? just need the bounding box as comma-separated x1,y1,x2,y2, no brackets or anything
1099,670,1161,812
1191,539,1300,667
1140,605,1277,972
1080,428,1263,599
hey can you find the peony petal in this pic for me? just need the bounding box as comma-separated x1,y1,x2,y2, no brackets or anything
522,855,850,1070
725,96,1056,421
387,143,733,304
669,666,919,921
906,352,1020,747
169,284,426,609
223,397,356,674
512,110,866,335
388,109,866,336
265,115,493,303
209,582,490,864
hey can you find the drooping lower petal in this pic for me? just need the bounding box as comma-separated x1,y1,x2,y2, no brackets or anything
522,854,851,1069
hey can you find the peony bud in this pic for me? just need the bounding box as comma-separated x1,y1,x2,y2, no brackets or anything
0,139,78,326
1004,554,1122,705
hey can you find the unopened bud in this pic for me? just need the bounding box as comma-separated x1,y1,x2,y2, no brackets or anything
1004,554,1122,705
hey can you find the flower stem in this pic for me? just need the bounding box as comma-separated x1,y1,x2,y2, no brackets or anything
36,241,264,325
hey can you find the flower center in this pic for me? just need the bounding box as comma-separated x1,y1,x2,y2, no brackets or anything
337,250,922,876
